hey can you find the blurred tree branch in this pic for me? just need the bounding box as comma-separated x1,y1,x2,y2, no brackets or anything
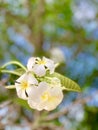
0,100,12,109
22,0,46,55
0,0,46,55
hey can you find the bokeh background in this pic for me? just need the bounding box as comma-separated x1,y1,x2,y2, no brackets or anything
0,0,98,130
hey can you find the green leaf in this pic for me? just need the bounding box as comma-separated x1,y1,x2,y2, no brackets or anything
50,72,81,92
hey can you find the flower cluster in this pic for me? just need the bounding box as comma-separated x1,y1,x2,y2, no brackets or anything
15,57,64,111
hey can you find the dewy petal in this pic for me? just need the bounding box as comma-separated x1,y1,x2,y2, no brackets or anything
32,64,46,77
43,57,55,74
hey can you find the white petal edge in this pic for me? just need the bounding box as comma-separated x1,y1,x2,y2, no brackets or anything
32,64,46,77
43,57,55,74
27,57,36,71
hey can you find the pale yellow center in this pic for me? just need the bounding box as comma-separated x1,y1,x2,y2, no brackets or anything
41,92,49,101
38,60,46,65
21,81,28,89
41,92,56,102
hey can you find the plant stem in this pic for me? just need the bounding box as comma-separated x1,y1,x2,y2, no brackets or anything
0,70,21,76
1,61,27,71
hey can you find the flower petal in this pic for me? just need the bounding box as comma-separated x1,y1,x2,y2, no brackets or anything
43,57,55,74
27,57,40,71
28,73,38,85
27,82,48,99
15,73,28,98
27,82,48,110
16,88,28,100
28,99,44,111
42,87,63,111
16,73,28,83
32,64,46,77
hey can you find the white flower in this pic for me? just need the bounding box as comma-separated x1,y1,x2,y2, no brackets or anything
27,57,55,77
42,77,63,111
15,72,38,100
28,78,63,111
41,86,63,111
15,71,63,111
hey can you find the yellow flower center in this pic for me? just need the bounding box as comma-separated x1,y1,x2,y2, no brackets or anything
41,92,49,101
38,60,46,65
21,81,28,89
41,91,56,102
